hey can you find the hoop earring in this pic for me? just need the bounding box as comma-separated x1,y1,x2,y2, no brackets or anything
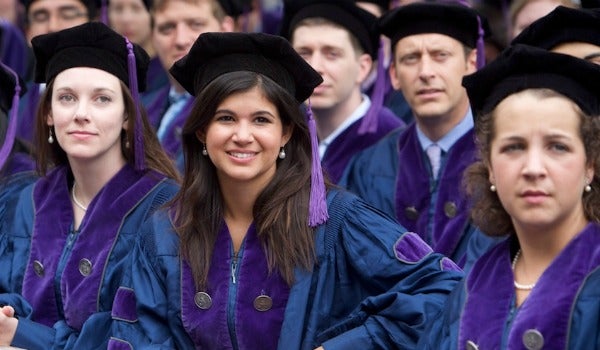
278,147,286,159
490,184,496,192
48,128,54,144
202,144,208,156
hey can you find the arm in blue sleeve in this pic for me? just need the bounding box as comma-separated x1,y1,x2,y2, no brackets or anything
321,195,464,349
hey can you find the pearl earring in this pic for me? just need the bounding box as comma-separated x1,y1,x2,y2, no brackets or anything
585,184,592,193
278,147,286,159
48,129,54,144
202,144,208,156
490,184,496,192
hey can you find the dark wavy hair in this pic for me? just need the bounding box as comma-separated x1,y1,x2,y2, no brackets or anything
34,79,179,180
464,88,600,236
172,70,322,290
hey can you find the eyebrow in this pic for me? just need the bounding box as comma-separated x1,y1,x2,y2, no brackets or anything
583,52,600,61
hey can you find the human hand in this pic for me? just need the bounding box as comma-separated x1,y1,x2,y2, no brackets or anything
0,309,17,346
0,306,14,318
314,347,324,350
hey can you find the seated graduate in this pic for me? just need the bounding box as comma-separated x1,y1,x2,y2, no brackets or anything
0,22,179,349
108,31,463,350
418,44,600,349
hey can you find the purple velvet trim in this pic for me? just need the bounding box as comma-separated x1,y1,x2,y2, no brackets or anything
161,97,195,157
394,232,433,263
125,38,145,171
181,223,290,349
460,224,600,349
107,338,133,350
0,62,21,170
322,107,403,183
111,287,137,322
393,125,476,256
22,165,163,329
441,257,461,272
7,152,35,175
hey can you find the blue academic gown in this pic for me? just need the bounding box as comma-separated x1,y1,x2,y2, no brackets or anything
0,170,37,292
419,223,600,350
340,122,495,267
0,164,178,350
108,189,463,349
322,107,404,184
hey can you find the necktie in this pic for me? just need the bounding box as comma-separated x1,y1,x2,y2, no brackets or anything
426,143,442,180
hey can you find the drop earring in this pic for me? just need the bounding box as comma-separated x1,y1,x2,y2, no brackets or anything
125,140,130,149
490,184,496,192
48,128,54,144
202,144,208,156
278,147,286,159
585,184,592,193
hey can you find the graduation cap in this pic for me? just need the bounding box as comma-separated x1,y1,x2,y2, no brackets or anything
463,44,600,117
0,62,26,170
511,6,600,50
170,32,328,226
21,0,100,20
279,0,379,59
31,22,150,170
378,2,488,68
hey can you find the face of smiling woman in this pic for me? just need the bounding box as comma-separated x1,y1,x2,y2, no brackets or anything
201,86,291,190
488,89,593,236
47,67,127,167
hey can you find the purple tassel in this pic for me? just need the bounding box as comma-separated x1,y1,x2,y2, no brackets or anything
0,62,20,170
358,39,385,135
101,0,109,25
125,38,145,171
306,100,328,227
476,16,486,69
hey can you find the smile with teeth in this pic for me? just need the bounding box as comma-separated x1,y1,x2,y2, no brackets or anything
228,151,256,159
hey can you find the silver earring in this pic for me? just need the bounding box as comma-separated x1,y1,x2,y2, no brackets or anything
585,184,592,193
278,147,286,159
48,129,54,144
490,184,496,192
202,144,208,156
125,140,130,149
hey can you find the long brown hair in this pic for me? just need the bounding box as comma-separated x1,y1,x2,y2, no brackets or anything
172,71,319,290
464,88,600,236
34,79,180,180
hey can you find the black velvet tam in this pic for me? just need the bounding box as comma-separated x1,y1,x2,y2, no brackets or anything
463,44,600,116
511,6,600,50
170,32,322,103
378,2,485,48
31,22,149,92
279,0,379,59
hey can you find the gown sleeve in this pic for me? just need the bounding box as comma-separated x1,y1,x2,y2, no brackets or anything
319,191,464,349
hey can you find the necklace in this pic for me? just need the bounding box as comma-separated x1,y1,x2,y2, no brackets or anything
71,182,88,212
511,249,536,290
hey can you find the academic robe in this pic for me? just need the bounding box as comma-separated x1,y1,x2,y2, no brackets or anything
322,107,403,184
340,123,495,267
418,223,600,350
0,164,178,350
108,189,463,349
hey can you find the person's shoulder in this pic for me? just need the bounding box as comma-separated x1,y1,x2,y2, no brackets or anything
138,209,180,258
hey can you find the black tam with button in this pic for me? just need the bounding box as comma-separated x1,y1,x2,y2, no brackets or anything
279,0,379,59
463,44,600,116
511,6,600,50
170,32,322,102
31,21,149,92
